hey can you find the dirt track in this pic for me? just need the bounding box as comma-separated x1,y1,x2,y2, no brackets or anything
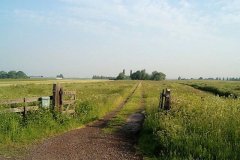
2,83,144,160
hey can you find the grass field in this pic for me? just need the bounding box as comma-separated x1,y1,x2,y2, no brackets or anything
139,81,240,159
181,80,240,98
1,79,240,159
0,80,136,156
0,79,109,86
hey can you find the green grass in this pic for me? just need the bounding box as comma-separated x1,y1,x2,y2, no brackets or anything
104,82,144,133
0,80,137,157
2,79,240,159
139,81,240,160
181,80,240,98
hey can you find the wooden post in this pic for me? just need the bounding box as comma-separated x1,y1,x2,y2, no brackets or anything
161,89,165,109
164,89,171,110
159,89,164,110
23,97,27,116
53,84,57,111
159,89,171,111
23,97,27,124
59,87,63,113
53,84,62,112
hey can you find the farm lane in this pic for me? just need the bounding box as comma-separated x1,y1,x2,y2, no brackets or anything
21,82,143,160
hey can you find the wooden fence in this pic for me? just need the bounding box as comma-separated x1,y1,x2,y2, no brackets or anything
0,84,77,116
159,88,171,111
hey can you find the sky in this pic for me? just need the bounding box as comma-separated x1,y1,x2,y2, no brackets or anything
0,0,240,79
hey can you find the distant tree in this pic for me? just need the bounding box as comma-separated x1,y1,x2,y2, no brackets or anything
130,69,166,81
59,74,64,78
0,71,8,79
0,70,28,79
123,69,125,75
178,76,181,80
199,77,203,80
16,71,28,78
57,74,64,79
140,69,150,80
151,71,166,81
92,75,116,80
130,69,149,80
130,71,141,80
116,72,125,80
8,71,17,79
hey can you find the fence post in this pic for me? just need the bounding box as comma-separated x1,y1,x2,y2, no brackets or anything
53,83,63,112
164,89,171,110
159,89,164,111
159,89,171,111
161,89,165,109
59,87,63,113
23,97,27,119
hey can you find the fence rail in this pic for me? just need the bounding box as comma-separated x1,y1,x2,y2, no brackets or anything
0,84,77,116
2,106,39,113
0,97,42,105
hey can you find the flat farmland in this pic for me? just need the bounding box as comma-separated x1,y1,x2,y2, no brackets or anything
0,80,240,159
0,80,137,157
0,79,110,87
181,80,240,98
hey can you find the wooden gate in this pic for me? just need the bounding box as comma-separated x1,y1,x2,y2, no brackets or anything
52,83,76,114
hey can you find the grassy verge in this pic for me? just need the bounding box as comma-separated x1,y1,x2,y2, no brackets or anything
0,80,137,157
180,80,240,98
138,81,240,159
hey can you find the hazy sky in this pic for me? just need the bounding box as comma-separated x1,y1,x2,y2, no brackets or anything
1,0,240,79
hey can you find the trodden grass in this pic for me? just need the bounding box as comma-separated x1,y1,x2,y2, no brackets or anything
104,82,144,134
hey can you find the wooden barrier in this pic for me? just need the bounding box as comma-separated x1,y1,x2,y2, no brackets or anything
0,84,77,115
52,84,77,114
53,83,62,112
159,88,171,111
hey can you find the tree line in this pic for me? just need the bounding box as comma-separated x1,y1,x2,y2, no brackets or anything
92,75,115,80
0,71,28,79
116,69,166,81
178,76,240,81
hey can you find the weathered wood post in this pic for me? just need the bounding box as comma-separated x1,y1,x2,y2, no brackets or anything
164,89,171,110
23,97,27,122
59,87,63,113
53,84,58,111
23,98,27,117
159,89,171,111
161,89,165,109
159,89,165,110
53,84,63,112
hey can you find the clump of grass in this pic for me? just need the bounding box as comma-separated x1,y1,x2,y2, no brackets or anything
75,101,97,123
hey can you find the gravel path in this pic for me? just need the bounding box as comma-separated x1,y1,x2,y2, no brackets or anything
0,83,144,160
25,123,142,160
14,83,144,160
